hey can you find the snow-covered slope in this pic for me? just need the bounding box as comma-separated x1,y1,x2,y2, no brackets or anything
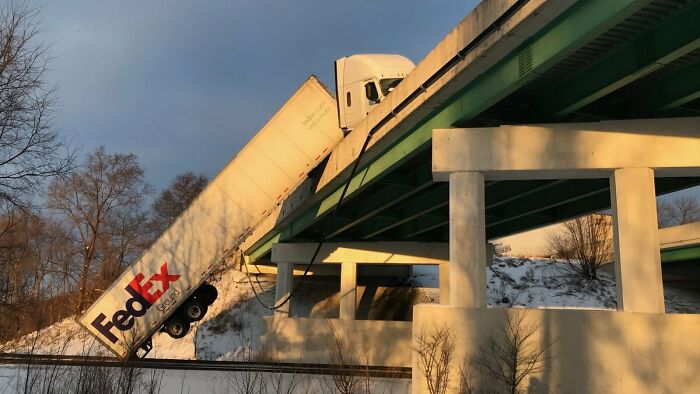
487,257,618,309
3,257,699,360
1,265,276,360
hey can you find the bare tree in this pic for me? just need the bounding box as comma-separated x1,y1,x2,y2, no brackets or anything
471,310,554,394
0,212,77,340
94,204,153,289
324,320,365,394
0,2,73,216
657,195,700,228
152,171,207,235
414,324,455,394
47,147,152,312
547,214,612,280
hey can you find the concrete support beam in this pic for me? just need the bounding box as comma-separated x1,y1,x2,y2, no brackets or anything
439,263,450,305
659,221,700,250
340,263,357,320
271,242,448,265
274,262,293,317
433,118,700,180
449,172,487,308
610,168,665,313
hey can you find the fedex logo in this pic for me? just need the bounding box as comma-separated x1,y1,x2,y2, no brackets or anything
91,263,180,344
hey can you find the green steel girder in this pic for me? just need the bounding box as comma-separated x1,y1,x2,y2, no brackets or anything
354,179,497,241
485,190,610,238
247,0,653,262
386,176,699,241
357,184,448,239
485,177,700,239
485,180,566,210
487,179,610,227
359,214,403,236
661,245,700,264
451,0,653,126
325,162,434,238
532,1,700,118
397,214,450,239
630,60,700,113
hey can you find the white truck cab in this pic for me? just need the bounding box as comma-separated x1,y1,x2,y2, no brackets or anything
335,54,415,131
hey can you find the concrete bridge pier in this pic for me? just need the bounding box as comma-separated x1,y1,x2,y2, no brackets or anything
274,262,293,317
448,172,487,308
610,167,665,313
340,262,357,320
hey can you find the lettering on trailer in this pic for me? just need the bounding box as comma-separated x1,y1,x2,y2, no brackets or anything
91,263,180,344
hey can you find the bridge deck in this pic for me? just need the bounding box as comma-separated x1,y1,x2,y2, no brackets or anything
245,0,700,262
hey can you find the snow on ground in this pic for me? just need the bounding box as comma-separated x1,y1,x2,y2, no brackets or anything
411,256,700,313
4,257,699,361
664,284,700,313
1,264,277,361
0,317,107,357
2,257,699,393
486,257,618,309
150,267,276,361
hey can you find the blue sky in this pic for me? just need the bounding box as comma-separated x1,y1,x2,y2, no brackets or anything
33,0,478,190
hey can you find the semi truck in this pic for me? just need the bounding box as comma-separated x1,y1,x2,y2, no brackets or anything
78,54,415,359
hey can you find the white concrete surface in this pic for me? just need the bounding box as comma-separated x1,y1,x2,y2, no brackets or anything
274,262,293,317
659,221,700,250
433,118,700,181
449,172,487,308
271,241,448,265
260,317,413,367
610,168,665,313
439,263,450,305
413,305,700,394
340,262,357,320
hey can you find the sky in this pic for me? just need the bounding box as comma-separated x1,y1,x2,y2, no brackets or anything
31,0,479,191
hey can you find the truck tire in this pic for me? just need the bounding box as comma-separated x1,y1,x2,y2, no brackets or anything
184,299,208,322
200,284,218,305
164,316,190,339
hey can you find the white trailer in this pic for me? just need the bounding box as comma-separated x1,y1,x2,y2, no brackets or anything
78,76,343,358
79,54,416,358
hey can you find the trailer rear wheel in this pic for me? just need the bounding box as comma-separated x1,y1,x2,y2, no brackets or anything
164,316,190,339
199,284,218,305
184,299,207,322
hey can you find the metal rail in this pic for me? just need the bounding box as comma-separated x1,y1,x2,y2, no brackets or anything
0,353,411,379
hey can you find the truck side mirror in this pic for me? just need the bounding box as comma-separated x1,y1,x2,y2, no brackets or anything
365,82,380,104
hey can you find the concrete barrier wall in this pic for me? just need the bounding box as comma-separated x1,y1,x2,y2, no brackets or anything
260,317,412,367
413,305,700,393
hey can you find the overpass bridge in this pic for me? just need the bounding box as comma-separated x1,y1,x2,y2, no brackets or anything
660,221,700,285
243,0,700,263
236,1,700,392
660,221,700,264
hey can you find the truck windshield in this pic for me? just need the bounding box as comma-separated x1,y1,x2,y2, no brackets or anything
379,78,403,97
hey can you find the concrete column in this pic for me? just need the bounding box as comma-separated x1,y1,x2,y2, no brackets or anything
439,263,450,305
340,262,357,320
449,172,487,308
274,262,293,317
485,242,495,266
610,168,665,313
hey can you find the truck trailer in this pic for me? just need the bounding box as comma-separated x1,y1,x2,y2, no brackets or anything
78,55,415,358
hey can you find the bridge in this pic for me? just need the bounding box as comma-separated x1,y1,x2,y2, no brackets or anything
236,1,700,392
661,221,700,263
